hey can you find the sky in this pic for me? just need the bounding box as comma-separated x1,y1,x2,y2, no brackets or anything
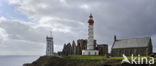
0,0,156,55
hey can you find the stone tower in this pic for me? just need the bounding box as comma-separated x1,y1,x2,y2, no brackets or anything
82,13,99,55
72,40,76,55
46,32,54,56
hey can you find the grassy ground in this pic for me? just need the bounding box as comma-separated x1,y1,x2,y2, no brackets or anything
27,56,156,66
63,56,151,60
110,56,150,60
63,56,104,60
33,56,104,66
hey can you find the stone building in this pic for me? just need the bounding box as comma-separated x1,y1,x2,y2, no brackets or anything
62,43,73,56
61,40,83,56
76,39,87,55
58,51,63,56
72,40,77,55
111,36,153,57
61,39,108,56
97,44,108,56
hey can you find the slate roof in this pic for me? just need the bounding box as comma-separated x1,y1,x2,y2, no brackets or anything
112,37,151,49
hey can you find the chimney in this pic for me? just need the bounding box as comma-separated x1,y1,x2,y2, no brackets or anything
114,35,117,41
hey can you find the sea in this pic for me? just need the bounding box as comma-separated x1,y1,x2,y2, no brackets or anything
0,55,40,66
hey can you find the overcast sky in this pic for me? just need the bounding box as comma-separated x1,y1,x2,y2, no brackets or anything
0,0,156,55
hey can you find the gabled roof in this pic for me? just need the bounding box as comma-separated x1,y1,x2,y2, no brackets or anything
112,37,151,49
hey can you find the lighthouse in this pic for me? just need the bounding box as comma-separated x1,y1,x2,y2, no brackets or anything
46,32,54,56
82,14,99,55
87,13,94,50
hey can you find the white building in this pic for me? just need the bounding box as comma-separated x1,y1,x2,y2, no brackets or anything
82,14,99,55
46,36,54,56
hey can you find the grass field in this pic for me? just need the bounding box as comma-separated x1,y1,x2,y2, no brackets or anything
63,56,104,60
63,56,151,60
32,56,156,66
110,56,150,60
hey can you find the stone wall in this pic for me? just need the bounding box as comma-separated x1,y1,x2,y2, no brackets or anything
97,44,108,56
111,47,149,57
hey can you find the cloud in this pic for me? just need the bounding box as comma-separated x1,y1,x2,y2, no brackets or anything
0,0,156,55
0,17,46,55
0,15,86,55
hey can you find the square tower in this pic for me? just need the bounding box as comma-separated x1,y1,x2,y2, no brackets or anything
46,36,54,56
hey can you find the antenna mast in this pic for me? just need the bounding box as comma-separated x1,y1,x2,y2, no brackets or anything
50,31,52,37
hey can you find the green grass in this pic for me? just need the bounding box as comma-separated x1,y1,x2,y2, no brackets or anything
63,56,150,60
110,57,124,59
110,56,150,60
63,56,104,60
31,56,155,66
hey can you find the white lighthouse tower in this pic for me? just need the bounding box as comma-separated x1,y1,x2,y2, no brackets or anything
82,13,99,55
46,32,54,56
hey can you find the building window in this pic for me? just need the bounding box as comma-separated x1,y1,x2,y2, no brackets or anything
88,52,90,55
